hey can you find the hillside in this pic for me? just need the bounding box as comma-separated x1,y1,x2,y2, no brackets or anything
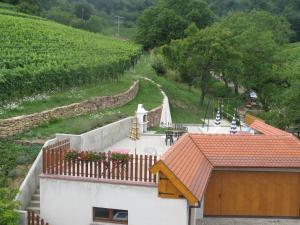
0,12,140,103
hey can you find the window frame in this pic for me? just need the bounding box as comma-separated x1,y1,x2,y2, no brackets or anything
93,207,128,224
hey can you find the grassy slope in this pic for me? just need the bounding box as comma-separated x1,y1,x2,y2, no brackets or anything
136,55,209,124
0,76,135,119
17,64,163,140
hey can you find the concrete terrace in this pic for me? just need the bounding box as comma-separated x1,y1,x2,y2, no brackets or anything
104,134,168,155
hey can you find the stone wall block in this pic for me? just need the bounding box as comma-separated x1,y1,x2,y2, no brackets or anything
0,81,139,137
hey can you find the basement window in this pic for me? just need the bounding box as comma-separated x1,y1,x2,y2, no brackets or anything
93,207,128,224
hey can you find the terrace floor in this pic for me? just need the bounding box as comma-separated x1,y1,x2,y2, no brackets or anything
104,134,168,156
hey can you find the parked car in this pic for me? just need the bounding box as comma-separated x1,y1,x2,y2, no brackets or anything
113,211,128,221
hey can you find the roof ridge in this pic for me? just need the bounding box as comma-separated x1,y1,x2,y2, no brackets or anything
188,134,214,167
161,133,189,160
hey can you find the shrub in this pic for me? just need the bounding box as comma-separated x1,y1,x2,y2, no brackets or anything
16,155,30,165
151,56,167,76
111,153,129,162
64,151,78,160
0,188,20,225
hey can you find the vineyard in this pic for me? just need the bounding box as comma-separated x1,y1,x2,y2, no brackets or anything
0,13,140,103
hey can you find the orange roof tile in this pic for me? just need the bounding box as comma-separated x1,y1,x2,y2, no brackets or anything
153,126,300,203
160,134,213,201
250,120,291,136
190,134,300,168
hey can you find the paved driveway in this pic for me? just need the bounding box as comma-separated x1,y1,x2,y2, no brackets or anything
197,218,300,225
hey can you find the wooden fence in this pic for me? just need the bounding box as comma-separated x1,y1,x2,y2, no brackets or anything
28,211,49,225
42,139,70,174
43,144,158,183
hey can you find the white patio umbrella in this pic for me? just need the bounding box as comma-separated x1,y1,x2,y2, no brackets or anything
214,109,221,126
230,114,237,134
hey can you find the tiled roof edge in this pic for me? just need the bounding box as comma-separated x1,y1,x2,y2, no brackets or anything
188,134,215,167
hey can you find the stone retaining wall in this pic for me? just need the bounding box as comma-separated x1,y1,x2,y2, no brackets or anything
148,105,163,127
0,81,139,137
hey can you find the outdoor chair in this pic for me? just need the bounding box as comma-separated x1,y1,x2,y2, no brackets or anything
165,131,174,146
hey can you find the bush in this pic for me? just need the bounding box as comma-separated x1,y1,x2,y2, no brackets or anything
208,81,233,98
0,188,20,225
15,155,30,165
151,56,167,76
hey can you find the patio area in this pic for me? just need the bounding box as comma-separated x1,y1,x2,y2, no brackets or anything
104,134,168,155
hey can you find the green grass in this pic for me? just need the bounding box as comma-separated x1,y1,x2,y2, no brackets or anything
0,76,135,119
17,79,163,140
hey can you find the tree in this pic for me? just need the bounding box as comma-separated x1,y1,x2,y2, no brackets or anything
163,23,238,105
136,0,214,49
74,2,92,20
18,0,41,15
216,11,291,109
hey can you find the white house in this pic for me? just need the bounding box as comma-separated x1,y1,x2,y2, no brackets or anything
22,117,300,225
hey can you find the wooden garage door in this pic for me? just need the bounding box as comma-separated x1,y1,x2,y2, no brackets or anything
204,171,300,217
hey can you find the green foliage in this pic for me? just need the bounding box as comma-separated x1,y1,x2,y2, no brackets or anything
74,2,92,20
0,13,140,103
163,21,238,105
0,188,19,225
205,0,300,41
259,43,300,129
136,0,214,49
18,0,41,15
64,151,78,161
151,55,167,76
111,153,129,162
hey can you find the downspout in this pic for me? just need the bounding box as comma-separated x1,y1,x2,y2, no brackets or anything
188,200,201,225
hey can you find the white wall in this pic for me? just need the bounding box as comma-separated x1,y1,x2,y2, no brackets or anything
16,138,57,210
40,178,188,225
56,117,132,151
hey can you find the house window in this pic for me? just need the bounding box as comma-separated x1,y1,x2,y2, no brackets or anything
93,207,128,224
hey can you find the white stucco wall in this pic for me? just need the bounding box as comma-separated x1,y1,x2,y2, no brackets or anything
56,117,132,151
40,178,188,225
16,138,57,210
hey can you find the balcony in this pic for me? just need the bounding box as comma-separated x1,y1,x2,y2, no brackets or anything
42,139,158,185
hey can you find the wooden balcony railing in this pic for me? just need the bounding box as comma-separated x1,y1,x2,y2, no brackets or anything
42,142,158,183
28,211,49,225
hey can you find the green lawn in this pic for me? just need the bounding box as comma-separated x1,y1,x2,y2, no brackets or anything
0,76,135,119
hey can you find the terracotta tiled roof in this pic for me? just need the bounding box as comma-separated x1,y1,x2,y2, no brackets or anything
250,120,291,136
154,123,300,203
190,134,300,168
160,134,213,200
